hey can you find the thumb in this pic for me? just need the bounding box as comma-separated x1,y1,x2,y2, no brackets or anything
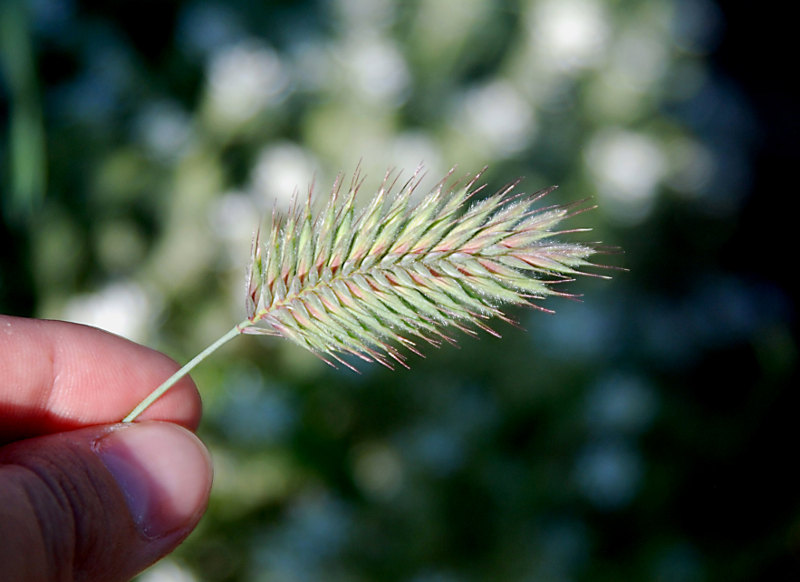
0,421,213,582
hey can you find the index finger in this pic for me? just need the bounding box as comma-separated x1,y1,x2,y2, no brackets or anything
0,316,202,442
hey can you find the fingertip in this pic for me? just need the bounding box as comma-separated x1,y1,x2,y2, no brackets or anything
95,421,213,539
0,421,213,581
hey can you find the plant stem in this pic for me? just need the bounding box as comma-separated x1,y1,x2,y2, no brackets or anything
122,321,252,423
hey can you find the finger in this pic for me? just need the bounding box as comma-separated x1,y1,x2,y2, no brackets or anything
0,315,202,441
0,421,213,582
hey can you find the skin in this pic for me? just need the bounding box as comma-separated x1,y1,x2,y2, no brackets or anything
0,315,213,581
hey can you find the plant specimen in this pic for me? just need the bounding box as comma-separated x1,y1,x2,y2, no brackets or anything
123,168,611,422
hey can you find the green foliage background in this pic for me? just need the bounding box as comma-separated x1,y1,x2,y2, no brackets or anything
2,0,797,580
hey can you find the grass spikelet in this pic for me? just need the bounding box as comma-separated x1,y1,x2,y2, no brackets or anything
123,167,612,422
242,168,606,369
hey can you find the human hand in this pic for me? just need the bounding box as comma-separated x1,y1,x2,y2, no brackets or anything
0,315,213,581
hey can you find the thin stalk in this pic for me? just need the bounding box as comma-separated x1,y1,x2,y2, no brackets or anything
123,321,252,423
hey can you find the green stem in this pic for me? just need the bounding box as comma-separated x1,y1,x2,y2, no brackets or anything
122,320,253,423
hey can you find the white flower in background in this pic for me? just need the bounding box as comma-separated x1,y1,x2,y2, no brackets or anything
62,281,157,343
207,41,289,124
528,0,610,73
209,190,260,265
389,131,443,187
340,35,410,104
250,143,319,211
585,128,667,223
460,80,536,157
137,559,198,582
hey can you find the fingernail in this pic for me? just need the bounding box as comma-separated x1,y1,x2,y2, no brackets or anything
95,422,212,539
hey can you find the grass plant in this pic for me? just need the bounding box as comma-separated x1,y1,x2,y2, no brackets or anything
123,168,611,422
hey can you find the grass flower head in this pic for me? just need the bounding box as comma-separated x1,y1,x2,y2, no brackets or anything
124,167,611,422
241,168,607,370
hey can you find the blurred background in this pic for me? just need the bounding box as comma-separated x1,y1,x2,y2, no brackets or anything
1,0,797,580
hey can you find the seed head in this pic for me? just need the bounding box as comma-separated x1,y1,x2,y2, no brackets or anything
243,168,608,370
